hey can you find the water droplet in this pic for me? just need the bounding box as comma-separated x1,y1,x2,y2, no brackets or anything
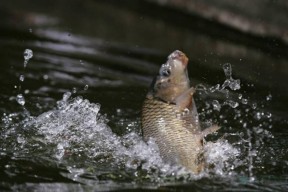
16,94,25,106
266,94,272,101
229,79,241,90
17,136,25,144
251,102,257,109
221,79,230,89
43,75,49,80
223,63,232,79
243,122,247,128
212,100,221,111
241,98,248,105
24,49,33,60
209,84,220,92
196,84,207,92
224,100,239,108
84,85,89,91
238,94,242,99
19,75,25,82
24,89,30,94
255,112,262,120
266,112,272,118
23,49,33,68
116,108,122,115
72,87,77,94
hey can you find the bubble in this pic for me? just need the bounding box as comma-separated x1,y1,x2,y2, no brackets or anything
16,94,25,106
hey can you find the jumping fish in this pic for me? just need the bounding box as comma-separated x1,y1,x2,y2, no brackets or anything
141,50,219,173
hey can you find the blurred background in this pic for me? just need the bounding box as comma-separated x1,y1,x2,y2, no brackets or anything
0,0,287,191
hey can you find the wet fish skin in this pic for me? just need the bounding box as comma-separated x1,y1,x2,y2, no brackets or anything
141,50,218,173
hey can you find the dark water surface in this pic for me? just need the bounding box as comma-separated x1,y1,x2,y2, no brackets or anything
0,0,288,191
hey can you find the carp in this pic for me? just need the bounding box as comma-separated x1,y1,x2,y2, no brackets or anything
141,50,218,173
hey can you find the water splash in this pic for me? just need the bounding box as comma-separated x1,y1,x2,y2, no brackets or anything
221,63,241,91
205,140,240,176
2,60,275,184
196,62,275,182
25,93,181,179
1,91,241,183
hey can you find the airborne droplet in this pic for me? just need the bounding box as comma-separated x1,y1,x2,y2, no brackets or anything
224,100,239,108
16,94,25,106
212,100,221,111
19,75,25,82
23,49,33,68
223,63,232,79
72,87,77,94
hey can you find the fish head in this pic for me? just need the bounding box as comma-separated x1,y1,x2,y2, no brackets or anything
148,50,190,102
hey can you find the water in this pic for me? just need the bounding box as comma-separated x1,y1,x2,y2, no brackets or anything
0,0,288,191
23,49,33,68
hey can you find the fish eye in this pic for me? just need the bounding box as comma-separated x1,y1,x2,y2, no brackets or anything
160,68,171,77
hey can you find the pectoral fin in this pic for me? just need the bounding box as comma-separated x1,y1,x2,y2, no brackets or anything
175,87,195,110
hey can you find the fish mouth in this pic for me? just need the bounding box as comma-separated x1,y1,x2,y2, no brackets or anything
168,50,189,67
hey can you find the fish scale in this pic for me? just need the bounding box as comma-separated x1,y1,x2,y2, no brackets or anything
142,98,204,173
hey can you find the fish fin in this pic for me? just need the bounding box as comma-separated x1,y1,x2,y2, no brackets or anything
175,87,195,110
200,125,220,138
175,87,201,132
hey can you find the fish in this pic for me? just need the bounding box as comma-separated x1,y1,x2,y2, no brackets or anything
141,50,219,174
